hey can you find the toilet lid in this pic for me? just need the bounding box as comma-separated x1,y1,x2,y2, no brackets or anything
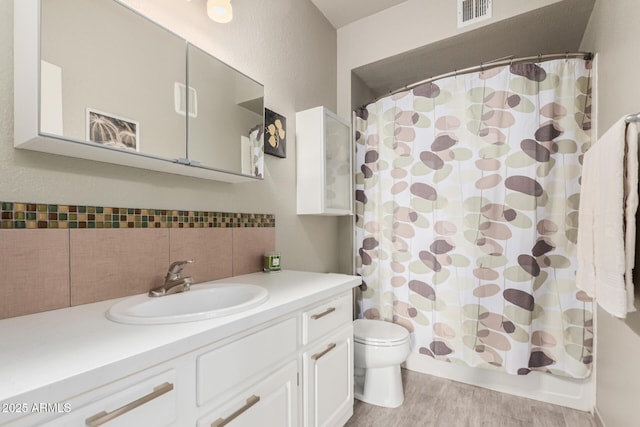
353,319,410,345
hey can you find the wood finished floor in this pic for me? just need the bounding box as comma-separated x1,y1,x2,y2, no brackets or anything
344,369,596,427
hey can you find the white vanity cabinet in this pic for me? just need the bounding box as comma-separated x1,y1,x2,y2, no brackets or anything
296,107,353,216
43,373,178,427
0,272,360,427
6,363,189,427
196,316,299,426
198,360,298,427
301,293,354,427
196,317,297,407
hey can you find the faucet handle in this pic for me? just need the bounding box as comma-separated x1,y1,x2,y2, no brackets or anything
166,259,193,280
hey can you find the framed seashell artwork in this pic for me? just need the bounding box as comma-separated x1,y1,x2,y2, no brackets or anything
86,108,140,152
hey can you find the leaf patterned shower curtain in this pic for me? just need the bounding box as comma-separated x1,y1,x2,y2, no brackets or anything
355,58,593,378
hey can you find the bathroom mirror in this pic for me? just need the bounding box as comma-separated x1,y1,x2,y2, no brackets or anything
36,0,264,180
188,45,265,177
40,0,187,160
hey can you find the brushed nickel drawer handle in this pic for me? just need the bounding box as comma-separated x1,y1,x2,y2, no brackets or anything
312,343,337,360
311,306,336,320
211,395,261,427
85,382,174,427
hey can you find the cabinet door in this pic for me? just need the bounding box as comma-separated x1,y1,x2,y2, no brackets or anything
296,107,352,215
324,113,352,213
303,325,354,427
198,360,298,427
187,44,264,177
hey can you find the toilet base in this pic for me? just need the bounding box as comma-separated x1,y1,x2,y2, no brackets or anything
354,365,404,408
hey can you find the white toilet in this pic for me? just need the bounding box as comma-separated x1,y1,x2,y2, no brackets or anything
353,319,411,408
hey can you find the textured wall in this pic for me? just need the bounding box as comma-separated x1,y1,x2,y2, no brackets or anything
580,1,640,425
337,0,565,117
1,0,340,273
0,224,275,319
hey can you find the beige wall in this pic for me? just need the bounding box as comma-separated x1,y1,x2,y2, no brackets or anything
580,1,640,425
1,0,341,273
336,0,564,117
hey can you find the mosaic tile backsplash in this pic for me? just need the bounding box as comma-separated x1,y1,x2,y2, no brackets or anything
0,202,275,229
0,201,277,319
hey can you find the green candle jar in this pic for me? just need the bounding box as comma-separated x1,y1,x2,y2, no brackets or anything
263,252,281,272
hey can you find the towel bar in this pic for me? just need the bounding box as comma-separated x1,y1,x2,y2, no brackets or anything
625,113,640,123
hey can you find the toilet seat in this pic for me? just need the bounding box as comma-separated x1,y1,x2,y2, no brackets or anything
354,319,410,346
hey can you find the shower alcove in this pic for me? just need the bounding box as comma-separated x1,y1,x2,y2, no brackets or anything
345,0,597,412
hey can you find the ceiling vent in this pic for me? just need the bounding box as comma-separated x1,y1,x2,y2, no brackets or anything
458,0,492,28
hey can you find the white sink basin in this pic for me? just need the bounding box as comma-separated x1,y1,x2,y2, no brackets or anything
106,283,269,325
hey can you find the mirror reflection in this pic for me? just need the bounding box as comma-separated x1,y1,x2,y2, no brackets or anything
40,0,186,160
39,0,264,178
187,45,264,177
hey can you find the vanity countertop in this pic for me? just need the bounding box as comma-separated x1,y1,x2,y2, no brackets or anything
0,270,361,402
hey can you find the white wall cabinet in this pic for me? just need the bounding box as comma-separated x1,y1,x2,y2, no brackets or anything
3,292,354,427
296,107,353,215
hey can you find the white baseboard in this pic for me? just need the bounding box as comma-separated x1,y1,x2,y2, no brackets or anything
404,353,594,412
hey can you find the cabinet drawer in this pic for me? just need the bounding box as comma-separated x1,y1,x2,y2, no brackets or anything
197,360,298,427
197,317,297,407
302,293,352,345
42,370,177,427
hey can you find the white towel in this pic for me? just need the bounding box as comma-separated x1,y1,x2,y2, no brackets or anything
576,117,638,318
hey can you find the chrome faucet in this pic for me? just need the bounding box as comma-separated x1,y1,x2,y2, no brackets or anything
148,260,194,297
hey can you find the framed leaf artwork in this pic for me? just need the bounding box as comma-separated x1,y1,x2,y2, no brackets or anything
264,108,286,158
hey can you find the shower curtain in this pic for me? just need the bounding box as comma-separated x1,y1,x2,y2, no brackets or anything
355,58,593,379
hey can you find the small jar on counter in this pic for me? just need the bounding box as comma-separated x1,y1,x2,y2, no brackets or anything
263,252,281,272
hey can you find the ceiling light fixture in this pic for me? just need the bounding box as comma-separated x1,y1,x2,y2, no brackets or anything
207,0,233,23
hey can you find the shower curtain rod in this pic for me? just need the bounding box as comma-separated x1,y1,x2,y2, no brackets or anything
376,52,593,102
